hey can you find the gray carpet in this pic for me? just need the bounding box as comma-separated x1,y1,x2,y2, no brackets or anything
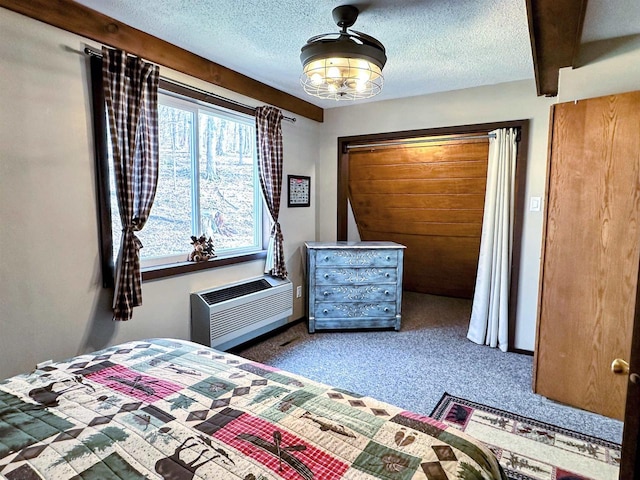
236,292,623,444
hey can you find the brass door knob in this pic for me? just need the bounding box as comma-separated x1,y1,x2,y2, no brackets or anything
611,358,640,384
611,358,630,375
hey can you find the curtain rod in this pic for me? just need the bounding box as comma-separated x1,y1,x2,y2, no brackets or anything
84,47,296,123
346,133,497,151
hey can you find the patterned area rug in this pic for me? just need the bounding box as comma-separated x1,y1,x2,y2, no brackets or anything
430,394,621,480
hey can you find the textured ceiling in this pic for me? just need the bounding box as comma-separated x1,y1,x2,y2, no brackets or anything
73,0,640,110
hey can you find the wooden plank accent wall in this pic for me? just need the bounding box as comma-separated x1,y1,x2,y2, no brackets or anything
0,0,323,122
348,139,489,298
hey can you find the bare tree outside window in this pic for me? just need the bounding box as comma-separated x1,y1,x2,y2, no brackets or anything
198,111,257,250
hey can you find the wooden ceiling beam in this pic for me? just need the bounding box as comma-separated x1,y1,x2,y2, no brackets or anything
0,0,324,122
526,0,588,97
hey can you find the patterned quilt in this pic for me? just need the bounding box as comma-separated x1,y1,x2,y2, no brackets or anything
0,338,506,479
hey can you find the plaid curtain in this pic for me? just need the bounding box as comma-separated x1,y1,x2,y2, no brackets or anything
256,106,287,278
102,47,160,321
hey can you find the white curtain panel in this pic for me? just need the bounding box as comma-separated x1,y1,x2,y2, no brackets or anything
467,128,518,352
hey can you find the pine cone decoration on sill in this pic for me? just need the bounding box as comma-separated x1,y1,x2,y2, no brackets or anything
188,235,216,262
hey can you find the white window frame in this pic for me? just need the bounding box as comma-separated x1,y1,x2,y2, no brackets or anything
133,91,263,268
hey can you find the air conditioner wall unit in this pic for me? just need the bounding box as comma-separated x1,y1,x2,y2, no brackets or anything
191,275,293,351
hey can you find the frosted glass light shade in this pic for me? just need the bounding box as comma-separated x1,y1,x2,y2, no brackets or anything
300,57,383,101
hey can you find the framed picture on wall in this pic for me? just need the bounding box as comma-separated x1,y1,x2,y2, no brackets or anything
287,175,311,207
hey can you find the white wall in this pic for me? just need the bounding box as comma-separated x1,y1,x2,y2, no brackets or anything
559,35,640,102
0,9,318,379
317,80,556,351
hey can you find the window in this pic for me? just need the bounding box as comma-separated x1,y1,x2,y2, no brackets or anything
108,92,262,268
90,51,267,285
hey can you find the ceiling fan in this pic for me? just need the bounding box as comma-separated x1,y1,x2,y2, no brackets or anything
300,5,388,100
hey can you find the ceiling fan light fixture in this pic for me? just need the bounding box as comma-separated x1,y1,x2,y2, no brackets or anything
300,5,387,101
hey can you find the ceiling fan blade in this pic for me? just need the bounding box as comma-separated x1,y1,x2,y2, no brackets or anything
305,32,340,44
349,30,386,52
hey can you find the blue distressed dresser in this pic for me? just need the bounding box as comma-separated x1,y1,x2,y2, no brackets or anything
305,241,406,332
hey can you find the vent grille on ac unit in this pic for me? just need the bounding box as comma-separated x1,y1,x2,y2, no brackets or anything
190,276,293,351
201,279,271,305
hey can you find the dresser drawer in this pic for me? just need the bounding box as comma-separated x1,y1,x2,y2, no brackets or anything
314,249,398,267
315,284,395,303
315,267,397,285
315,302,397,319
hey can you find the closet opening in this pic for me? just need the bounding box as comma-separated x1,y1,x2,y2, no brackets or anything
337,120,529,352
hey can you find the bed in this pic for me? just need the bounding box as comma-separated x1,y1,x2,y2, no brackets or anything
0,338,505,479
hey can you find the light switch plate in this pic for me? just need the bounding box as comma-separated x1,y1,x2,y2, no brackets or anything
529,196,541,212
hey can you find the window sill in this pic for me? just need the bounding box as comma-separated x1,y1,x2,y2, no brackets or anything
141,251,267,281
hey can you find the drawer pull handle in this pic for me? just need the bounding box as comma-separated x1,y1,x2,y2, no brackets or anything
384,307,390,312
324,274,329,279
385,290,390,295
323,309,328,314
323,291,329,296
325,256,330,261
385,273,390,278
386,256,391,260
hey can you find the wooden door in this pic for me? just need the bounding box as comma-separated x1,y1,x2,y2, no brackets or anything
534,91,640,420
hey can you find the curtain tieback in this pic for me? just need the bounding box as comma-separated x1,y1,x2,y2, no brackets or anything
122,228,143,261
271,222,283,238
